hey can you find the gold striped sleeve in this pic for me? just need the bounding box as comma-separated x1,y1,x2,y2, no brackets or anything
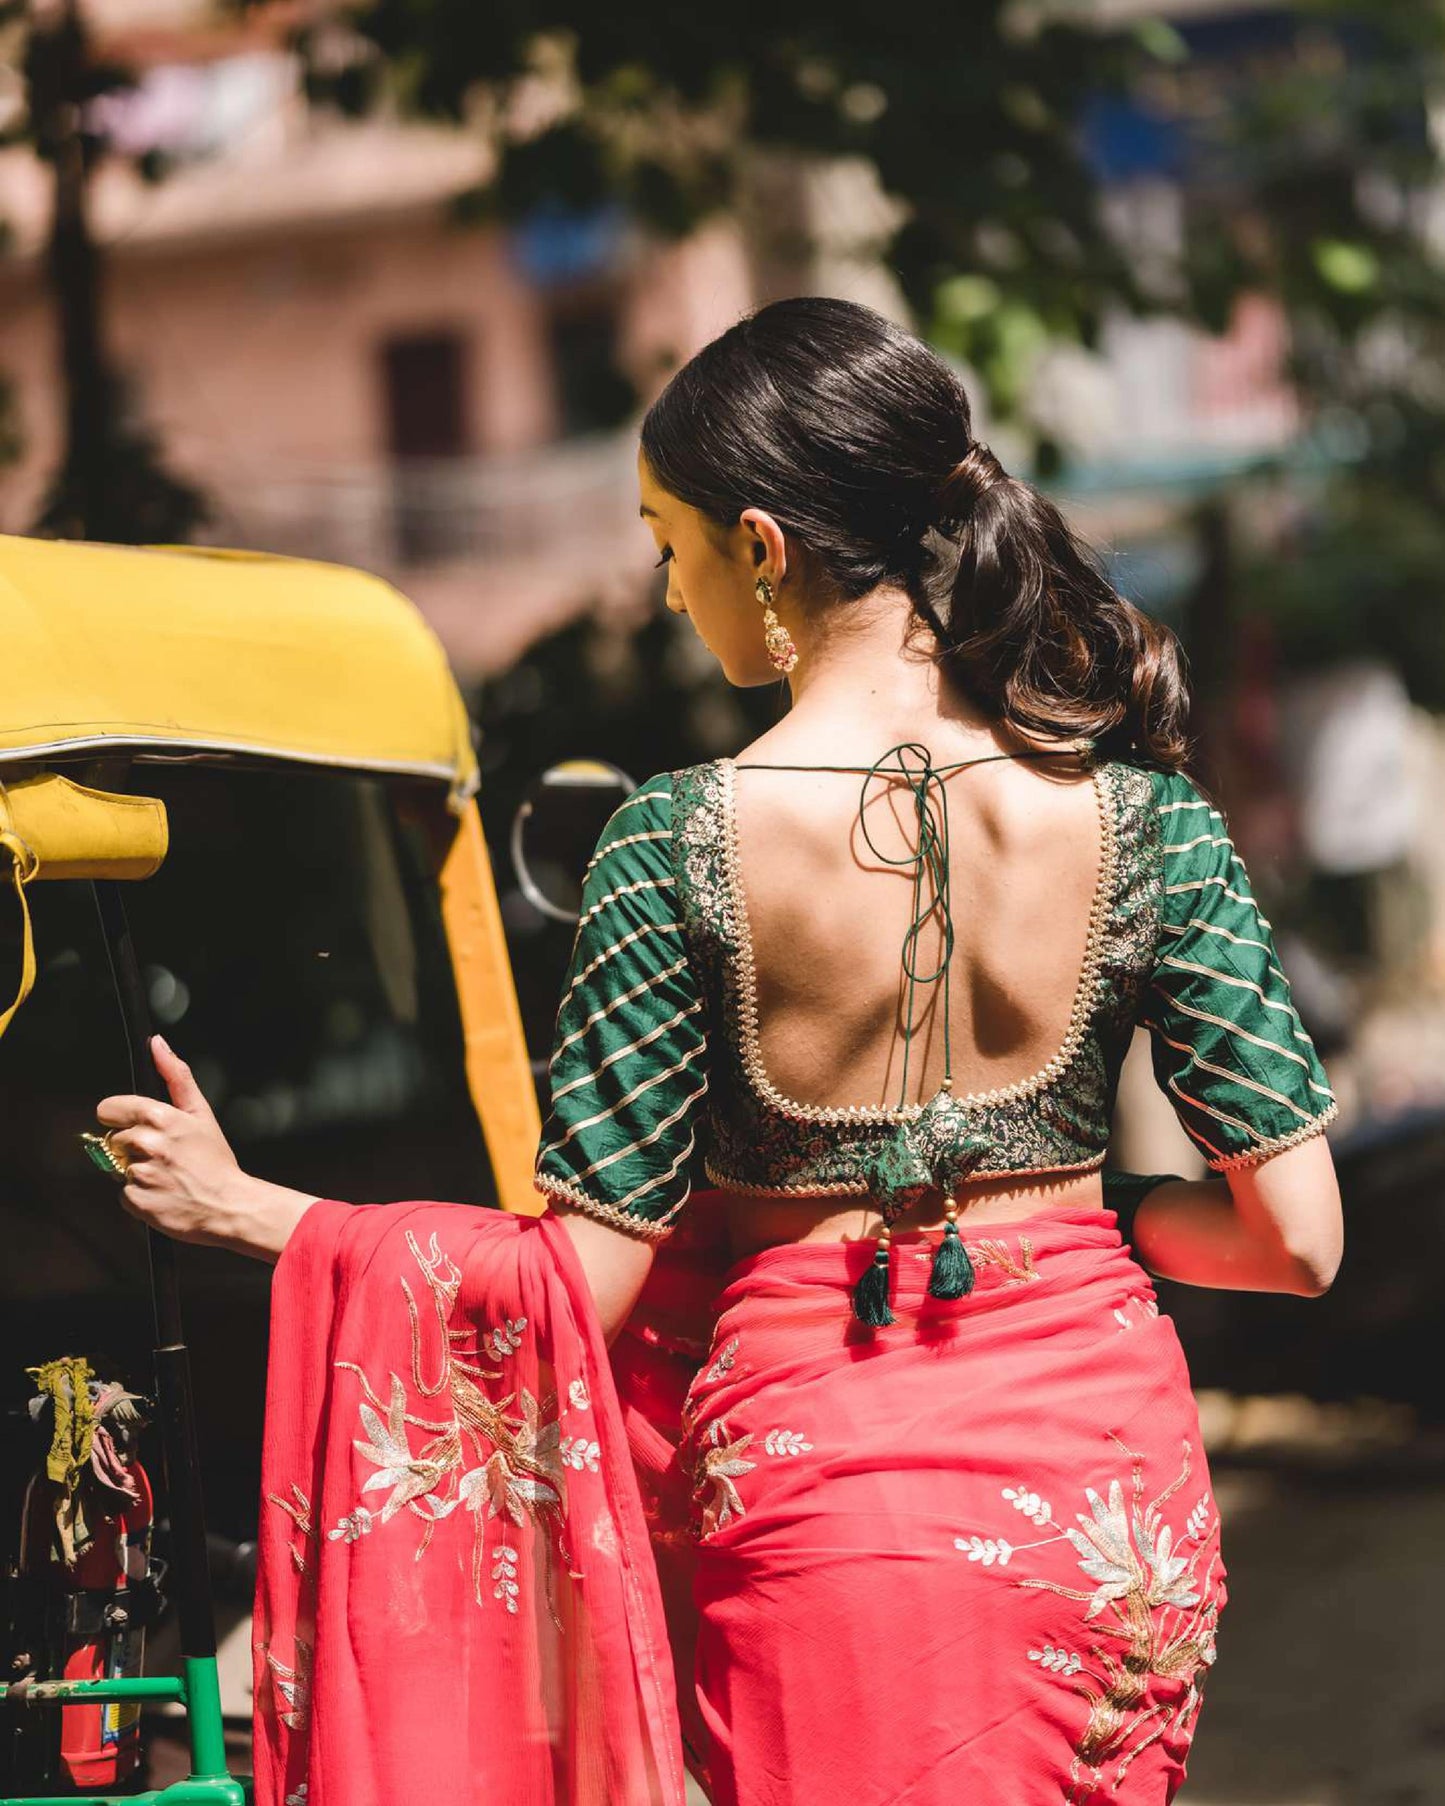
1141,770,1338,1171
533,775,709,1236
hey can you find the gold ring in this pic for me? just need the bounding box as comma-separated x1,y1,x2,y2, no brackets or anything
80,1130,130,1182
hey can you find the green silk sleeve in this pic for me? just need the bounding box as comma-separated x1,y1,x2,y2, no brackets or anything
532,774,710,1237
1142,770,1339,1171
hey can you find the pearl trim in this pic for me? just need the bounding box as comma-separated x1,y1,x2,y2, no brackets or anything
532,1172,681,1239
716,754,1120,1125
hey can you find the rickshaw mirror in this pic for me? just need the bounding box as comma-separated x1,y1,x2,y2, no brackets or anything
509,758,637,924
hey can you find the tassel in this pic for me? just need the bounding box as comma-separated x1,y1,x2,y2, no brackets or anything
927,1197,975,1300
852,1226,895,1327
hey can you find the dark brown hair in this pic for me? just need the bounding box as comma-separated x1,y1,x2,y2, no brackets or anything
639,295,1190,768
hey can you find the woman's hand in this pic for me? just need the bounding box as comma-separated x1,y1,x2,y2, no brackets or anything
95,1035,319,1264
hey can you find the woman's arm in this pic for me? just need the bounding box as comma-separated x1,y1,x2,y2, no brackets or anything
100,1042,657,1341
1132,767,1344,1297
1130,1132,1342,1296
547,1201,657,1345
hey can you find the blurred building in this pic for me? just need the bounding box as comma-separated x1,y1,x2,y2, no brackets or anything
1,0,1317,677
0,1,754,674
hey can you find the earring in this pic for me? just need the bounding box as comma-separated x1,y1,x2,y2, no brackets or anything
755,575,798,673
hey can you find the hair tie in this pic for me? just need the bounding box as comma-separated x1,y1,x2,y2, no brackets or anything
936,441,1007,527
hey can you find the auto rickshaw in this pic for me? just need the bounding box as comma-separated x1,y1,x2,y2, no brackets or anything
0,531,563,1802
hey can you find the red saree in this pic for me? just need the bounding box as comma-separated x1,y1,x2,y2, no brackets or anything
254,1196,1225,1805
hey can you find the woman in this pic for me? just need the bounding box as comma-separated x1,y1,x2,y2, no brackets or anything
96,296,1342,1806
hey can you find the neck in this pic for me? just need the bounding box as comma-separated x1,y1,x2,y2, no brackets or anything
778,584,994,743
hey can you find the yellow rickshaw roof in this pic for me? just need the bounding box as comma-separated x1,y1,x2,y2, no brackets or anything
0,535,479,800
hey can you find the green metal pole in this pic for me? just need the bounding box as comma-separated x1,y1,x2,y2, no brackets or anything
181,1658,228,1781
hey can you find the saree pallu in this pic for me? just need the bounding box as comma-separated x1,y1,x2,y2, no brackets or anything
656,1204,1227,1806
251,1199,687,1806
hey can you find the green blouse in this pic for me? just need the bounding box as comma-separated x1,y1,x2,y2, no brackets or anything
532,751,1338,1237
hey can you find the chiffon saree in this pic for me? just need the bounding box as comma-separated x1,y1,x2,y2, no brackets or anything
252,1192,1226,1806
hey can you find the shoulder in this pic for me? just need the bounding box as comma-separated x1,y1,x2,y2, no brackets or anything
1145,765,1226,828
1142,768,1239,887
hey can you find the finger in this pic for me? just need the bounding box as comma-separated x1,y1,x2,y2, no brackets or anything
107,1127,164,1165
120,1181,163,1224
96,1096,169,1132
151,1035,215,1120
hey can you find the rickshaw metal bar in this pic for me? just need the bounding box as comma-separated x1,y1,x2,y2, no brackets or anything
0,1677,186,1702
91,882,218,1667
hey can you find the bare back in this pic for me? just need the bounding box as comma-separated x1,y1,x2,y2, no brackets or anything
720,732,1109,1252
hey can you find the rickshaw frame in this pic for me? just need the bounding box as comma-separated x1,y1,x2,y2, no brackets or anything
0,534,544,1803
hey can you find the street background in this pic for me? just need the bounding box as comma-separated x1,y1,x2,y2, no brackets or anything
4,2,1445,1797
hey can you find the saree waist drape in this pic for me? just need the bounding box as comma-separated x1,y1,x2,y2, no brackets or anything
650,1204,1227,1806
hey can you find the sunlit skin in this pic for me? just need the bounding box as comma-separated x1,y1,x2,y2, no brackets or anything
93,448,1344,1342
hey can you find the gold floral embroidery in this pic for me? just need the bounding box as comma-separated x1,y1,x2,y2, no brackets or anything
260,1635,312,1731
331,1228,579,1624
954,1433,1222,1801
687,1361,816,1540
693,1419,755,1537
704,1335,739,1384
266,1483,316,1576
680,1333,743,1441
969,1235,1039,1284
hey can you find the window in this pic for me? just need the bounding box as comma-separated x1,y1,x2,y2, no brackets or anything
379,330,473,564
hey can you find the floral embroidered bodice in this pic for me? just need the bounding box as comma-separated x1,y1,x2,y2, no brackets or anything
533,746,1338,1238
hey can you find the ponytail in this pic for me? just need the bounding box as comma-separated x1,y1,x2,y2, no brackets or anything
911,441,1191,769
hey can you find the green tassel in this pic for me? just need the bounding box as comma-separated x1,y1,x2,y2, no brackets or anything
927,1219,975,1300
852,1241,895,1327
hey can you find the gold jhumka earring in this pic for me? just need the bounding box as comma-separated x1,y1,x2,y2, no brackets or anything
755,575,798,673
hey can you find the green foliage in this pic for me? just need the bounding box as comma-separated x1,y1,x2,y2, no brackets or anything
296,3,1445,441
1238,471,1445,712
294,1,1153,410
288,0,1445,702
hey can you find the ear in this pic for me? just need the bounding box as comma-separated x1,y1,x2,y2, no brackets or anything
738,507,788,586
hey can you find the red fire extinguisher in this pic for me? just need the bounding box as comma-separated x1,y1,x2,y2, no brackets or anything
15,1358,163,1789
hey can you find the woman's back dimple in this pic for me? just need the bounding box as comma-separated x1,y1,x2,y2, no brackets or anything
725,752,1109,1113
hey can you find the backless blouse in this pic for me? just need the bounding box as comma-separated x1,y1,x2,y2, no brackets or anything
532,745,1339,1238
